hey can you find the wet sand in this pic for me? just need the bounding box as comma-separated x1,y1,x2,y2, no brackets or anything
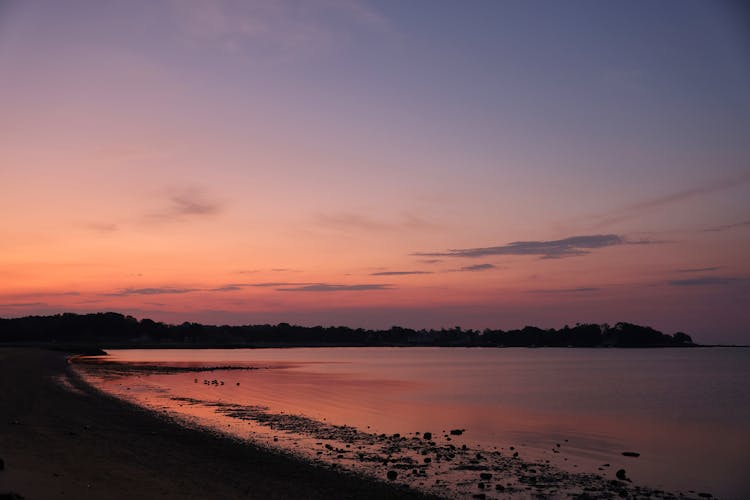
0,348,431,499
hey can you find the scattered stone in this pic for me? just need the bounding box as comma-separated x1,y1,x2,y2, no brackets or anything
450,429,464,435
621,451,640,457
495,484,505,491
697,494,712,499
616,469,628,481
424,457,431,463
472,494,486,500
480,472,492,480
478,482,485,489
387,470,398,481
423,432,432,440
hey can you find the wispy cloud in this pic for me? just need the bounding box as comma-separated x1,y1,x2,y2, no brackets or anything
668,277,740,287
583,174,750,229
83,222,119,233
228,282,310,288
416,234,625,259
419,259,442,264
526,287,600,294
105,287,200,296
170,0,388,55
675,266,721,273
316,211,435,233
459,263,496,272
209,285,243,292
4,291,81,299
2,301,48,307
277,283,392,292
145,187,223,223
369,271,432,276
703,220,750,232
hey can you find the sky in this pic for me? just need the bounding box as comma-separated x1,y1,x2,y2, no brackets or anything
1,0,749,343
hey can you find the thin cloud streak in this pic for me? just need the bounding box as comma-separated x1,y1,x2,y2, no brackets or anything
316,212,435,233
675,266,721,273
170,0,389,55
105,287,200,296
416,234,624,259
459,263,496,272
228,282,311,288
526,287,600,294
277,283,392,292
668,277,740,286
703,220,750,232
585,173,750,229
369,271,432,276
144,187,223,223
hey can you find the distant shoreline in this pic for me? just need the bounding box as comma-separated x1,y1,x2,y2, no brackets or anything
1,312,700,349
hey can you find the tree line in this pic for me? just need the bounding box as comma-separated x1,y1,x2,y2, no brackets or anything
0,312,695,348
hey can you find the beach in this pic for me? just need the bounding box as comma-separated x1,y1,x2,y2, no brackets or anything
0,348,430,499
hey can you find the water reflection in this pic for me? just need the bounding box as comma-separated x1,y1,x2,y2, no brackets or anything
77,347,750,498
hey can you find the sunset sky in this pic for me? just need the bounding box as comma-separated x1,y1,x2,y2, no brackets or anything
1,1,749,343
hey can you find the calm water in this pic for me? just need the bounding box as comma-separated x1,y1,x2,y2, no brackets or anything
77,347,750,498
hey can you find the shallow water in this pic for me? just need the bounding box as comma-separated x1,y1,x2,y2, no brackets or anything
78,347,750,498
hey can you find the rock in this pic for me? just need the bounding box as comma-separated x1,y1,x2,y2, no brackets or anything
423,457,431,463
450,429,464,435
423,432,432,440
387,470,398,481
480,472,492,480
478,482,485,489
495,484,505,491
621,451,640,457
697,494,712,499
616,469,628,481
472,494,486,500
0,493,25,500
0,458,4,470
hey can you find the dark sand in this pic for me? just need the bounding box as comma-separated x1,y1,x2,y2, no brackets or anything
0,348,433,499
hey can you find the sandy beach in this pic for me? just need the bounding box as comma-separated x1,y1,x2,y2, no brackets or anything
0,348,431,499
